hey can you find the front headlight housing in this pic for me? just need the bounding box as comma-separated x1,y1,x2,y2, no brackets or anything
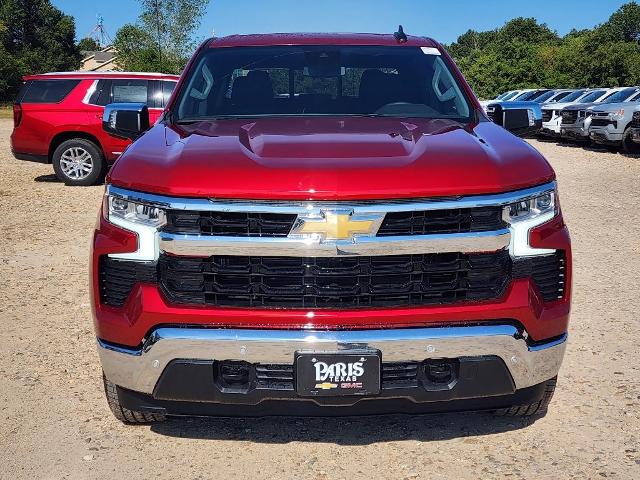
503,190,556,224
503,188,558,257
609,109,625,120
104,195,166,227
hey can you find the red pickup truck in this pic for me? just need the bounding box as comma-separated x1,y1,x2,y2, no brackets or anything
92,32,571,423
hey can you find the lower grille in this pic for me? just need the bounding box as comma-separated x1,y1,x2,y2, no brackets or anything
158,251,511,309
234,362,421,391
513,251,566,302
590,118,613,127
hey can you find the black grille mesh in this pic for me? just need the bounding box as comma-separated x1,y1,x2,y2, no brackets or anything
561,110,578,124
542,110,553,122
164,206,506,237
99,257,157,306
99,252,567,308
164,211,297,237
377,207,505,236
512,251,566,302
158,251,511,309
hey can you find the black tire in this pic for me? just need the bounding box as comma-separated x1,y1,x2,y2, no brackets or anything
52,138,106,186
622,128,640,155
494,376,557,417
103,373,166,424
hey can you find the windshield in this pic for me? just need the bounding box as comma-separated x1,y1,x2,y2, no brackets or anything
579,90,605,103
174,45,472,121
532,90,556,102
602,88,638,104
559,90,585,103
501,91,520,100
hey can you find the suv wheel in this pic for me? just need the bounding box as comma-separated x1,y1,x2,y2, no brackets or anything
493,376,557,417
103,373,166,424
622,128,640,155
52,138,105,186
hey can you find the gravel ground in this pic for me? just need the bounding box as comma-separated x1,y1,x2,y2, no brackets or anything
0,119,639,479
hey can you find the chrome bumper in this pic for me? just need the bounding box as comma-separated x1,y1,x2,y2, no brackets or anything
98,324,566,395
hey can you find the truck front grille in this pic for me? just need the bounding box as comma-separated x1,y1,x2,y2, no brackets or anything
542,110,553,122
561,110,578,124
376,206,505,236
100,251,567,308
164,206,506,237
158,251,511,308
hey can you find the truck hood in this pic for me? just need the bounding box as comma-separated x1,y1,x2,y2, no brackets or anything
589,101,640,113
562,102,603,111
108,117,554,200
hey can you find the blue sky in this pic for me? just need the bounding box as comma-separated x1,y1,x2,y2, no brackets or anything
53,0,630,46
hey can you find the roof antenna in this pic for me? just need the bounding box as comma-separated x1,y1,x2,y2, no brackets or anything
394,25,407,43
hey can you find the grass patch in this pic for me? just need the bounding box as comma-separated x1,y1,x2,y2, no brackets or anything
0,104,12,119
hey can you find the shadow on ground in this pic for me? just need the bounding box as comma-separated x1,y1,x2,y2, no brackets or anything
34,174,61,183
150,412,535,444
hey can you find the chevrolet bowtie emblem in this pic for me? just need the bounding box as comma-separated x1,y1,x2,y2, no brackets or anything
291,210,382,241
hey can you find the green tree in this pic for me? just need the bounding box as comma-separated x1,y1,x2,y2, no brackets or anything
77,37,101,52
0,0,80,100
113,0,208,74
446,2,640,99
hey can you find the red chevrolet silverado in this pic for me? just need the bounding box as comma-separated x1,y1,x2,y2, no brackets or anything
92,32,571,423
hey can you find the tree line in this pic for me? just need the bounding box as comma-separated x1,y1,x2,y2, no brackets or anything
1,1,639,102
446,2,640,99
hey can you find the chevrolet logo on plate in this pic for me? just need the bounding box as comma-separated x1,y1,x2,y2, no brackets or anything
315,382,339,390
290,209,383,241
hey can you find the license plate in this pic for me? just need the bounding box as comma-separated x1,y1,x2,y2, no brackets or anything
295,351,381,397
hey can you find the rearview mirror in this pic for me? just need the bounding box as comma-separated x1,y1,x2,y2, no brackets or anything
486,101,542,137
103,103,150,141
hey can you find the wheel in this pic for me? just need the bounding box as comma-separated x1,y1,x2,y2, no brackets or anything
103,373,166,424
52,138,106,186
494,376,557,417
622,128,640,155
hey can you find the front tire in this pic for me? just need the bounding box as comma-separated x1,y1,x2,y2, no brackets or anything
622,128,640,155
52,138,105,186
494,376,557,417
103,374,166,424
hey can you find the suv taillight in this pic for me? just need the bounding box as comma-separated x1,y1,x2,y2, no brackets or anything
13,104,22,128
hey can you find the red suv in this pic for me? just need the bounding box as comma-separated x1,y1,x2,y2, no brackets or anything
10,72,179,186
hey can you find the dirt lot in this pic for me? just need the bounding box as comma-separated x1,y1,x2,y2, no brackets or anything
0,118,639,480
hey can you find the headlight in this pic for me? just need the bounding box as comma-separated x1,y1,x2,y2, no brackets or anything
504,188,558,257
609,109,625,120
504,190,556,223
105,195,166,227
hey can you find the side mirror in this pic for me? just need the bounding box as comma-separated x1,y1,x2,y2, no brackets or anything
103,103,150,140
486,101,542,137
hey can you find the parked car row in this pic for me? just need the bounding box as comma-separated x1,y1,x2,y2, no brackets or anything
486,86,640,153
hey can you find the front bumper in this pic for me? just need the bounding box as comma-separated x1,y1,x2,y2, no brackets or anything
99,324,566,406
561,125,589,139
589,128,623,144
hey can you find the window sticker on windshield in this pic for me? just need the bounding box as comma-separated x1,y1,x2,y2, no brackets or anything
420,47,441,56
